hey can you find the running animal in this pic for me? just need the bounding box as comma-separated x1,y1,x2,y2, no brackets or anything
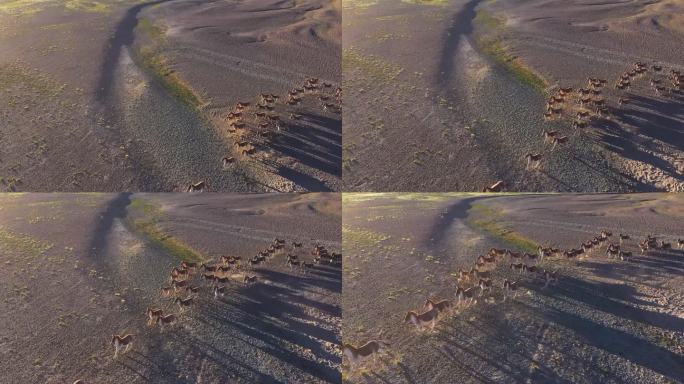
111,334,134,358
404,308,439,331
342,341,386,369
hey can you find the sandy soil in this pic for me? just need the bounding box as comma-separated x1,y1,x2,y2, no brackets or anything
0,192,342,383
342,193,684,383
0,0,341,192
342,0,683,192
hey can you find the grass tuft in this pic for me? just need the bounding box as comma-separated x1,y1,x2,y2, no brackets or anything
133,18,202,108
473,9,547,91
128,199,207,263
467,204,538,253
477,38,546,90
0,227,54,256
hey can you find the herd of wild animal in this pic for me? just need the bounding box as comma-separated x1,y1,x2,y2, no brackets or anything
343,230,684,372
184,78,342,192
481,61,683,192
104,238,340,369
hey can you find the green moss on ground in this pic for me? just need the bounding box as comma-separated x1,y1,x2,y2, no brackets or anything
467,204,538,253
133,18,202,108
473,9,547,91
0,227,54,256
128,199,207,263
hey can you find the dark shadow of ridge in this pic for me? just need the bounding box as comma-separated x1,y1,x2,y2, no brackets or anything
96,0,171,103
87,192,132,257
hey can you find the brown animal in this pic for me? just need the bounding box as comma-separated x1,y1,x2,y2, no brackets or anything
157,314,176,329
342,341,385,369
456,286,478,307
171,279,188,291
543,130,559,143
171,267,189,279
483,180,505,192
478,279,492,296
186,181,207,193
542,270,557,289
489,248,507,258
525,153,542,170
160,286,173,298
146,307,163,325
502,279,519,301
111,334,134,358
424,298,451,313
404,308,439,331
213,285,226,299
181,261,197,270
619,250,633,261
244,274,258,284
507,250,523,260
174,296,194,312
618,233,630,245
510,263,526,273
185,286,201,295
551,136,569,150
458,268,471,282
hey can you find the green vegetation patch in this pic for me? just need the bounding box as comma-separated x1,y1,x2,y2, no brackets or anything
474,8,504,29
343,225,392,249
137,17,166,41
0,63,65,96
477,37,546,90
343,48,404,83
0,0,52,16
0,227,54,256
128,199,206,263
134,47,202,108
467,204,538,253
64,0,110,13
133,18,202,108
473,9,546,91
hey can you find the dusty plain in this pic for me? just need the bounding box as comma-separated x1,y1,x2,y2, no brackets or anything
0,0,341,192
343,192,684,383
0,192,341,383
343,0,684,192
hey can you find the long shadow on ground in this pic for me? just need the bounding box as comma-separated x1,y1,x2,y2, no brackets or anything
96,0,172,103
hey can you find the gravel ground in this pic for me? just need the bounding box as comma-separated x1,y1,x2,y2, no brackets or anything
342,193,684,383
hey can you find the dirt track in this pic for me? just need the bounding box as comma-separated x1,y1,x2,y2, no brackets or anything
342,193,684,383
0,193,342,383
